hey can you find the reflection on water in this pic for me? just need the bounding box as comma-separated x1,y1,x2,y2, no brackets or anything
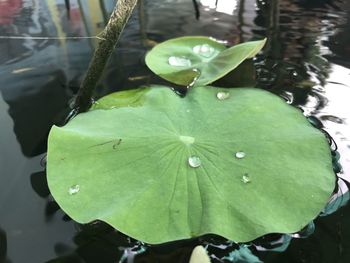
0,0,350,262
200,0,239,15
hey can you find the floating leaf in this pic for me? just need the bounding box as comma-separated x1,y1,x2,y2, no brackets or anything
47,86,334,244
145,36,266,86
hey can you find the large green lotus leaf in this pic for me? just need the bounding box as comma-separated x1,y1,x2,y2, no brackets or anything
47,86,335,244
145,36,266,86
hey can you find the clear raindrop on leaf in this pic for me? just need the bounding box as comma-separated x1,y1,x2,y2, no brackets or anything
193,44,216,58
235,151,246,159
146,36,266,86
217,91,230,100
168,56,192,67
188,156,201,168
242,174,251,184
68,184,80,195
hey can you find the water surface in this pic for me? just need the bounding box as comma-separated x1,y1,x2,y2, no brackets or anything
0,0,349,262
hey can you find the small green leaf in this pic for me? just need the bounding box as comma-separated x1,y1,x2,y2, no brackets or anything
145,36,266,86
47,86,334,244
91,87,151,110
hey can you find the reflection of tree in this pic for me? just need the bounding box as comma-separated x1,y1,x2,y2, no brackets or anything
326,1,350,68
44,219,251,263
192,0,200,19
65,0,70,12
256,189,350,262
0,226,11,263
253,0,346,110
0,1,98,157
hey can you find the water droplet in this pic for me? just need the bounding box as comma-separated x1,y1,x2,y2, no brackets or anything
188,156,201,168
235,151,246,159
193,44,216,58
187,68,201,89
68,184,80,195
216,91,230,100
241,174,251,184
168,56,191,67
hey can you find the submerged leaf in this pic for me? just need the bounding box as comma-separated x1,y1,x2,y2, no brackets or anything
223,245,262,263
145,36,266,86
47,86,334,244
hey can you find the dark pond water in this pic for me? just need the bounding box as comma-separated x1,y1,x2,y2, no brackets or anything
0,0,350,262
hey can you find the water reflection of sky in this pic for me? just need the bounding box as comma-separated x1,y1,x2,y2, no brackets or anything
0,0,350,262
200,0,238,15
316,64,350,181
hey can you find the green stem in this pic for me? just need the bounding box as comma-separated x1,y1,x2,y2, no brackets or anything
73,0,138,113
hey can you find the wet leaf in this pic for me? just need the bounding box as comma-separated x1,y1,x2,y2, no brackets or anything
47,86,334,244
145,36,266,86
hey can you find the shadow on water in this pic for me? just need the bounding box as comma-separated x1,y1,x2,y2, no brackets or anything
0,227,8,263
1,0,350,262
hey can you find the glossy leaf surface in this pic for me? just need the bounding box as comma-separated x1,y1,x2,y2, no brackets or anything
47,86,334,244
145,36,266,86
